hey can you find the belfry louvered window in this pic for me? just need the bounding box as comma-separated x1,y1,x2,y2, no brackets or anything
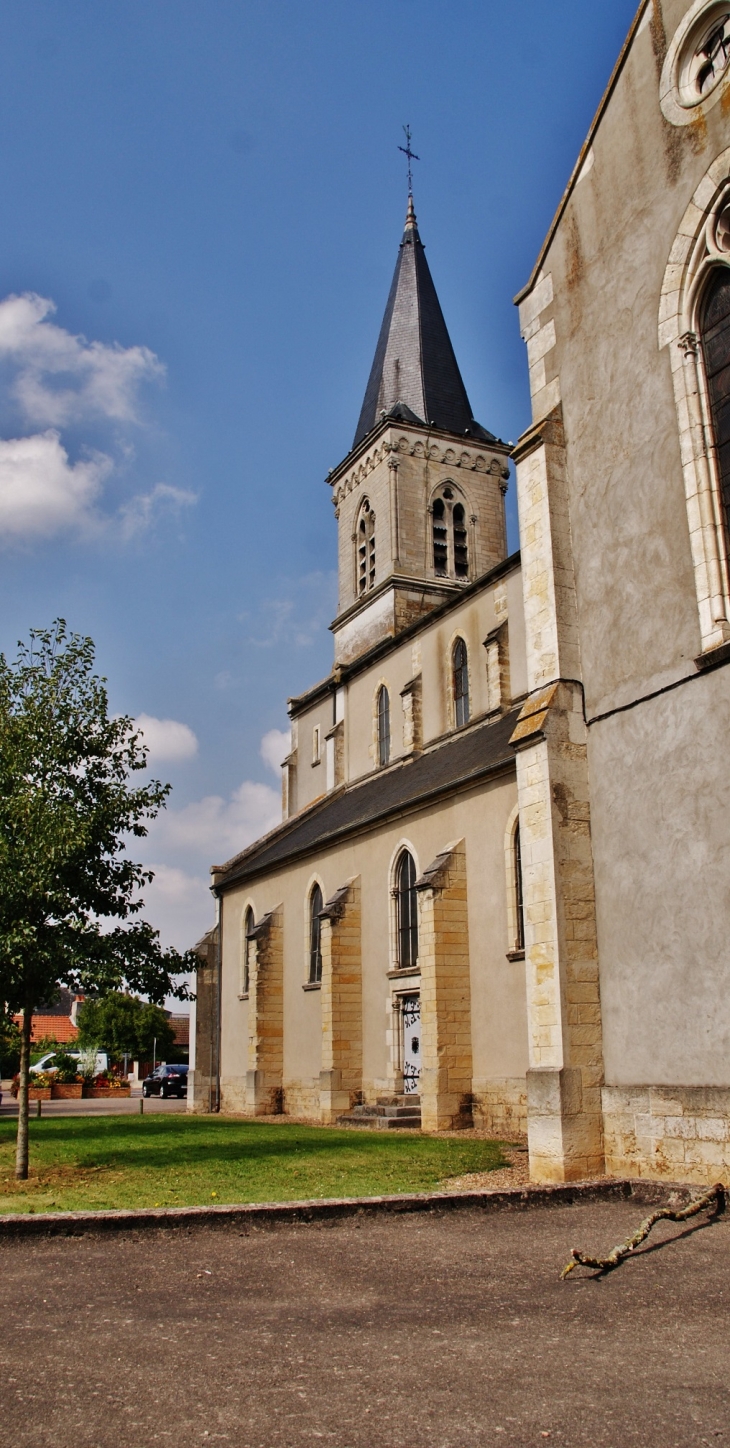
358,502,376,595
453,503,469,578
396,850,418,969
453,638,470,728
432,498,448,575
309,883,323,984
377,685,390,767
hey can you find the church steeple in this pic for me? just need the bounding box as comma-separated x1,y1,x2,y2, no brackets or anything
353,197,495,450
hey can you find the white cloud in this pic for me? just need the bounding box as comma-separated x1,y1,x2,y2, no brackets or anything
141,864,215,955
149,779,281,866
135,714,199,763
260,727,290,774
0,429,111,539
119,482,197,540
0,291,164,426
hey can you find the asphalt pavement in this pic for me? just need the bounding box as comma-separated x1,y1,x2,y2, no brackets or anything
0,1083,187,1117
1,1194,728,1447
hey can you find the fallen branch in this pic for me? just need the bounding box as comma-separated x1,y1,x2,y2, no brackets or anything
560,1182,726,1279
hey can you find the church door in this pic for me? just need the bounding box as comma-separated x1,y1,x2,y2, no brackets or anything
402,995,421,1095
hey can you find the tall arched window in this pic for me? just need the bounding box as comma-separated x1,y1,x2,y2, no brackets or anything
453,638,470,728
242,906,255,995
514,823,525,953
396,850,418,969
432,498,448,576
701,267,730,544
377,685,390,767
358,501,376,595
453,503,469,578
309,883,323,984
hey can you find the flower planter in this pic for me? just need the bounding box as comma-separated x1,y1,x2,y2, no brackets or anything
28,1087,51,1101
82,1085,131,1099
51,1082,83,1100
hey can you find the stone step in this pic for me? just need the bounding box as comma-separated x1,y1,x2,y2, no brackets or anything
336,1111,422,1130
345,1103,421,1119
376,1094,420,1107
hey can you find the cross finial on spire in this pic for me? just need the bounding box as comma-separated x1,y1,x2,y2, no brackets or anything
398,124,420,197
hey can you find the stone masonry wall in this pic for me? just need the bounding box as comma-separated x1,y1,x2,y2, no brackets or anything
417,839,473,1132
245,907,284,1116
512,682,605,1182
602,1085,730,1186
319,878,363,1123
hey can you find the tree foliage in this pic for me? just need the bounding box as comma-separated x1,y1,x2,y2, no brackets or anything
0,621,198,1176
77,992,176,1062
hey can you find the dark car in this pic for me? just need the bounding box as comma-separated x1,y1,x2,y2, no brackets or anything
142,1064,189,1099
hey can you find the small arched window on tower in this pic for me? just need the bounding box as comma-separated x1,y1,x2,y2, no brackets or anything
358,501,376,595
377,685,390,767
242,906,255,995
453,503,469,578
453,638,470,728
309,883,323,984
396,850,418,969
701,267,730,547
432,498,448,576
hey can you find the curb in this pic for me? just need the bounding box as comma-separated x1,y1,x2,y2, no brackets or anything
0,1177,698,1238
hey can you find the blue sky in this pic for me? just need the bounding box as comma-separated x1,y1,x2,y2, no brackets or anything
0,1,639,956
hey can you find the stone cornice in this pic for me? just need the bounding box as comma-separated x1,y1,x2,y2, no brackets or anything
327,422,510,512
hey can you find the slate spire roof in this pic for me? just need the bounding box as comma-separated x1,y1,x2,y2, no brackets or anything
353,196,496,449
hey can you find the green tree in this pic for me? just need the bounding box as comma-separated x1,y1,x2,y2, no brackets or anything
0,622,196,1179
136,1002,175,1062
0,1012,21,1077
77,992,175,1063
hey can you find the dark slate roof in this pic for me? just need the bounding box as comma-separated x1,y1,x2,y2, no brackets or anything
353,196,497,450
215,709,518,890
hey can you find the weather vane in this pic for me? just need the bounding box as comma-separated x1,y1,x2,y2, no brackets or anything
398,125,420,196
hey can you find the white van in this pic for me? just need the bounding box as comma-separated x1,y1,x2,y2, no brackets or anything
30,1050,108,1076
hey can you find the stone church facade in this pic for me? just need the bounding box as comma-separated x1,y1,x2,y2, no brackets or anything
192,0,730,1188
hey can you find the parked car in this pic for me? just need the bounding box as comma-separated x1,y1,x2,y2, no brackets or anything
30,1050,107,1076
142,1064,188,1099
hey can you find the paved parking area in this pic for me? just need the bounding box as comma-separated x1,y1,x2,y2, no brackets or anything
1,1195,728,1447
0,1092,186,1118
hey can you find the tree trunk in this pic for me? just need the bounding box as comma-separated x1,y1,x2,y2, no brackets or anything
15,1004,33,1181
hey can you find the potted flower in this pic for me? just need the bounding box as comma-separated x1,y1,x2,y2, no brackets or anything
50,1050,83,1100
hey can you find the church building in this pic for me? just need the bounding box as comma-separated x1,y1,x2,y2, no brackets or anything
192,0,730,1190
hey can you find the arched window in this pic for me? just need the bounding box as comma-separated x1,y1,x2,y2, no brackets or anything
377,685,390,767
701,267,730,544
432,498,448,576
514,823,525,953
453,502,469,578
358,501,376,595
453,638,470,728
242,906,255,995
396,850,418,969
309,883,323,984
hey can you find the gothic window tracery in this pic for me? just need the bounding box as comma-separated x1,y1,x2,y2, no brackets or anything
396,850,418,969
453,637,470,728
358,500,376,595
453,502,469,577
309,883,323,984
377,685,390,767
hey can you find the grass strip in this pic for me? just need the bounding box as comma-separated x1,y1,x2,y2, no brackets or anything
0,1115,510,1215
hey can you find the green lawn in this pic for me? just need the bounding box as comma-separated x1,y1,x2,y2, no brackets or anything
0,1116,510,1215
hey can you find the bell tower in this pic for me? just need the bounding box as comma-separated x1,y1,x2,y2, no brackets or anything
328,196,510,665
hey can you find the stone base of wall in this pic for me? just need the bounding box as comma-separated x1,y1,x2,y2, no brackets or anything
220,1075,248,1114
187,1069,215,1113
603,1084,730,1185
472,1077,527,1139
282,1082,320,1121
